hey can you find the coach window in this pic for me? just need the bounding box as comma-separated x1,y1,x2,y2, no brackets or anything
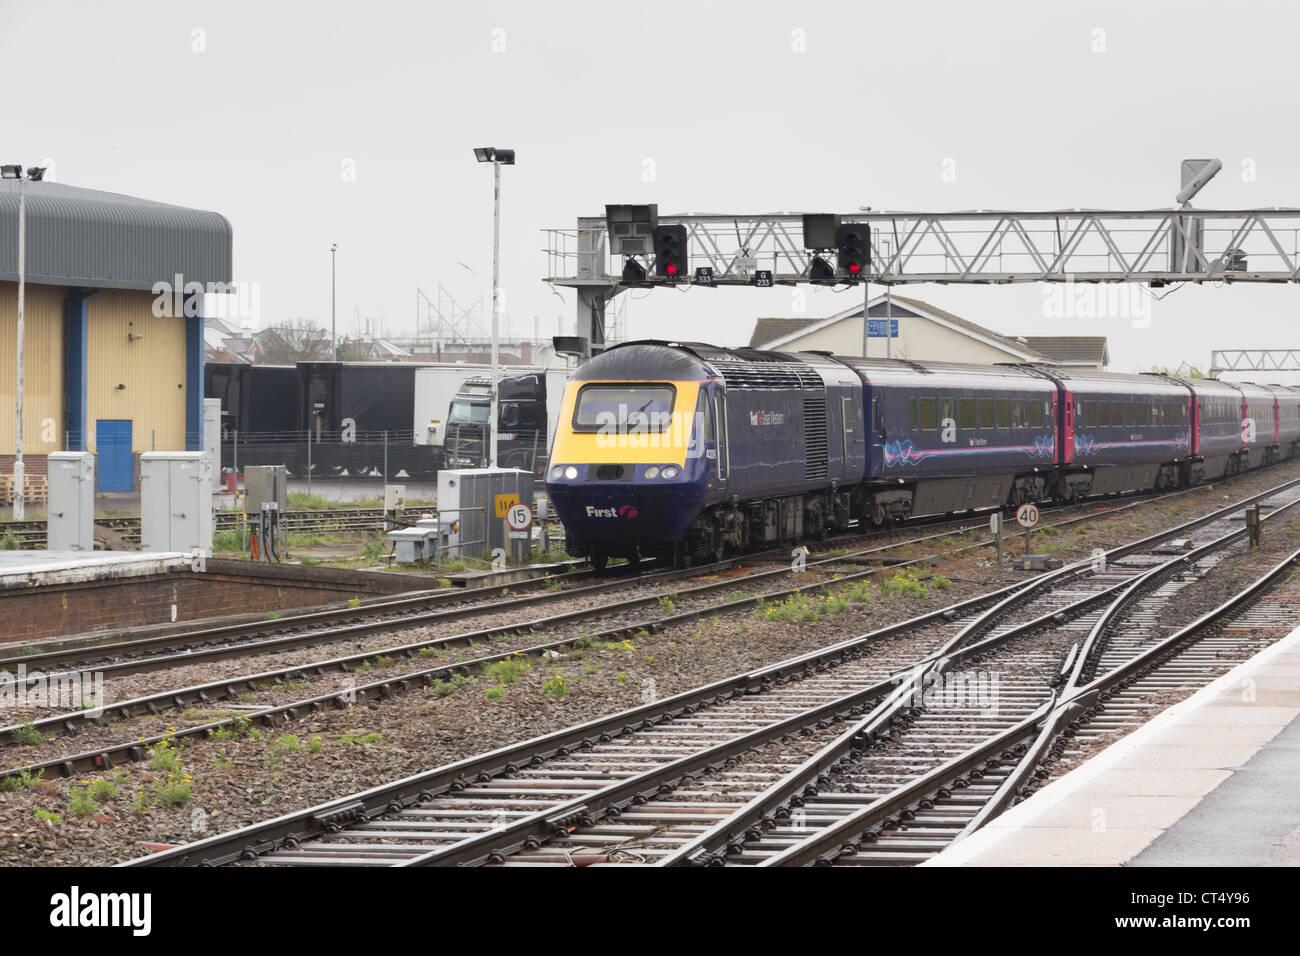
960,399,976,429
1082,402,1096,427
1111,402,1124,425
919,399,938,431
1098,402,1110,427
1028,400,1044,428
1012,400,1027,428
995,399,1011,429
1137,403,1150,426
939,399,956,430
977,399,994,428
1124,403,1135,427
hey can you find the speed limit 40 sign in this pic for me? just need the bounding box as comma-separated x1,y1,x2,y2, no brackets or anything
1015,503,1040,529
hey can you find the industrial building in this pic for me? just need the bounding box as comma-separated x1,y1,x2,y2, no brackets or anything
0,180,231,492
748,295,1109,370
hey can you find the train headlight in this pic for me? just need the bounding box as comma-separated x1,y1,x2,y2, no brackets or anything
549,465,563,480
564,465,579,480
662,465,680,479
644,465,661,479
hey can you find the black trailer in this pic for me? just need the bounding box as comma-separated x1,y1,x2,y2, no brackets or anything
297,362,439,479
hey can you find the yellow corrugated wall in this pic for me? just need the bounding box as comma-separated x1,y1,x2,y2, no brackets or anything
86,290,188,452
0,281,65,455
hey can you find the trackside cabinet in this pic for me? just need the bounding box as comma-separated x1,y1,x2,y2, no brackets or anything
47,452,95,551
140,452,214,554
437,467,534,562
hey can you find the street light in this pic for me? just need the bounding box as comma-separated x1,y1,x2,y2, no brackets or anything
473,146,515,468
330,243,338,362
3,164,46,520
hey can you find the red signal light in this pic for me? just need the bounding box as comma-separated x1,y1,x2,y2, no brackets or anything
848,262,861,274
666,263,678,276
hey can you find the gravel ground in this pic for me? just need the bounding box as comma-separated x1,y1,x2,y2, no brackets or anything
3,459,1299,866
0,565,996,865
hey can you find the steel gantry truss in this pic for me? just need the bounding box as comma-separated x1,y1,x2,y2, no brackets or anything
543,206,1300,352
1209,349,1300,376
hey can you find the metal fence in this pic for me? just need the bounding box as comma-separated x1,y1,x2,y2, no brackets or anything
219,428,551,485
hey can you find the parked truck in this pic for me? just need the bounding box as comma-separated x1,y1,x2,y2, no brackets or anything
433,368,571,474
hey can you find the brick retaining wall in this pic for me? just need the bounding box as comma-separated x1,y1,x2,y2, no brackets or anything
0,559,432,643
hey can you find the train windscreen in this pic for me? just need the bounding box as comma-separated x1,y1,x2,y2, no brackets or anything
573,384,675,431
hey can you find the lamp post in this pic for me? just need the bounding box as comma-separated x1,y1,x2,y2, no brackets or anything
330,243,338,362
3,164,45,521
473,146,515,468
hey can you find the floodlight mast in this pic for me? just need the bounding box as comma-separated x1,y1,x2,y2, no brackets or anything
4,164,47,520
473,147,515,468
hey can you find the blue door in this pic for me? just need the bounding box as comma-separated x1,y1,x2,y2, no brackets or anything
97,420,134,492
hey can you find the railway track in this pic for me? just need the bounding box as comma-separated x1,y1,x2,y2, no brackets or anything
0,469,1240,687
0,473,1235,783
117,475,1300,867
754,544,1300,867
486,481,1300,867
0,534,983,784
0,490,1104,695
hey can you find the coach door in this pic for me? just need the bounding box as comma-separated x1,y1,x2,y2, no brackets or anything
865,387,886,479
712,389,729,485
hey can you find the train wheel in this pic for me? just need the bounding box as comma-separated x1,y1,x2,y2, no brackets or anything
589,549,609,574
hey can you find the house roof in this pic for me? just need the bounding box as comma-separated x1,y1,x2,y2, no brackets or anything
748,317,821,348
1022,336,1110,366
750,295,1051,362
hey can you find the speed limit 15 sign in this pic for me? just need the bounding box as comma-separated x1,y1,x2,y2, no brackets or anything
506,503,533,531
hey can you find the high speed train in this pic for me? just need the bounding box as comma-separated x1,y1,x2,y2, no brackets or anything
544,341,1300,569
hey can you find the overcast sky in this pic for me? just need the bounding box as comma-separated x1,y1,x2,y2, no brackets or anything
7,0,1300,378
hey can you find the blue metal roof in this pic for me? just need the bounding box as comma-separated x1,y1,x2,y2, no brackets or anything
0,180,231,291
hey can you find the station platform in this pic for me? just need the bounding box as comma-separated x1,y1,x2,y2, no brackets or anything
0,550,192,589
928,623,1300,867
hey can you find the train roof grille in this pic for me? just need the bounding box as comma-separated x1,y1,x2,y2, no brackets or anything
707,358,823,390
